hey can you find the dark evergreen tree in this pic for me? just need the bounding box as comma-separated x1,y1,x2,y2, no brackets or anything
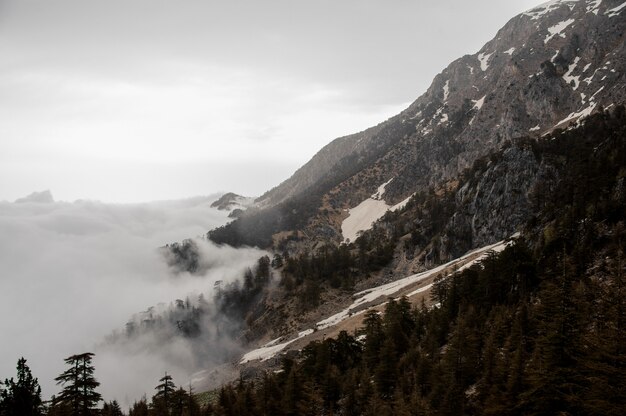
52,352,102,416
151,373,176,416
0,357,44,416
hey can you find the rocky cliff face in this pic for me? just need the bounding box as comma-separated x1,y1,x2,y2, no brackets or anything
212,0,626,255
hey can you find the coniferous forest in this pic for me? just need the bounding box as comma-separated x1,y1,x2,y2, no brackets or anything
2,110,625,415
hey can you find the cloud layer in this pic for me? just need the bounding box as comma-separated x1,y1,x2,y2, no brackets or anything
0,193,264,405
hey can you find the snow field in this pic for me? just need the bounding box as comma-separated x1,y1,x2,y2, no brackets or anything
341,178,412,243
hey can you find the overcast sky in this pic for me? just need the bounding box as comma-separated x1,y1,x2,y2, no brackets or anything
0,0,542,202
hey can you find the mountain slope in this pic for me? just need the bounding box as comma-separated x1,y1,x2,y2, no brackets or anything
210,0,626,254
205,104,626,413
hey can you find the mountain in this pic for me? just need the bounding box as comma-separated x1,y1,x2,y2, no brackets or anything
152,1,626,407
195,0,626,388
210,0,626,256
205,106,626,414
84,2,626,412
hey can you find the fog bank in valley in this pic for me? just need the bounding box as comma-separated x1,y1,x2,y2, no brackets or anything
0,191,264,405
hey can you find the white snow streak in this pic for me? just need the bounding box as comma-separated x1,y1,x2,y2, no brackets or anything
562,57,581,90
239,329,314,364
544,18,575,44
551,50,560,62
472,95,487,111
477,52,493,71
556,102,597,127
443,80,450,101
583,67,600,85
372,179,393,200
390,194,413,212
607,1,626,17
504,47,516,56
586,0,602,14
590,85,605,101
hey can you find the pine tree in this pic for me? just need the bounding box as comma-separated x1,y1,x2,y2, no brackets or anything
52,352,102,416
0,357,44,416
152,373,176,416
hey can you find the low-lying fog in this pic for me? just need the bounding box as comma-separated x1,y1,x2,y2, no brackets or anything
0,191,264,406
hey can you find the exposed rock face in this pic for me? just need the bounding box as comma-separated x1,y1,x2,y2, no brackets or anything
449,144,540,252
214,0,626,253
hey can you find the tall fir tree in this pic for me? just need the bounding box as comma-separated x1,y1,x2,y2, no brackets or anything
52,352,102,416
151,373,176,416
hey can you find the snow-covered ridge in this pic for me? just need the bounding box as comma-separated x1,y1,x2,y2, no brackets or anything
523,0,577,21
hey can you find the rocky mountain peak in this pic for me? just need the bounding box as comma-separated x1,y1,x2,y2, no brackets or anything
211,0,626,252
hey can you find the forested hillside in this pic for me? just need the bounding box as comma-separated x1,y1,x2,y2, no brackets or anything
202,108,626,416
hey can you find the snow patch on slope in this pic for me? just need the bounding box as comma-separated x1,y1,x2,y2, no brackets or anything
240,329,314,364
473,95,487,111
544,18,575,44
587,0,602,14
606,1,626,17
556,102,597,127
563,56,581,90
341,179,410,243
443,80,450,101
477,52,493,71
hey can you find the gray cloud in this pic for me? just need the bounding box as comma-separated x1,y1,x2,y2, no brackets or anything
0,193,265,404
